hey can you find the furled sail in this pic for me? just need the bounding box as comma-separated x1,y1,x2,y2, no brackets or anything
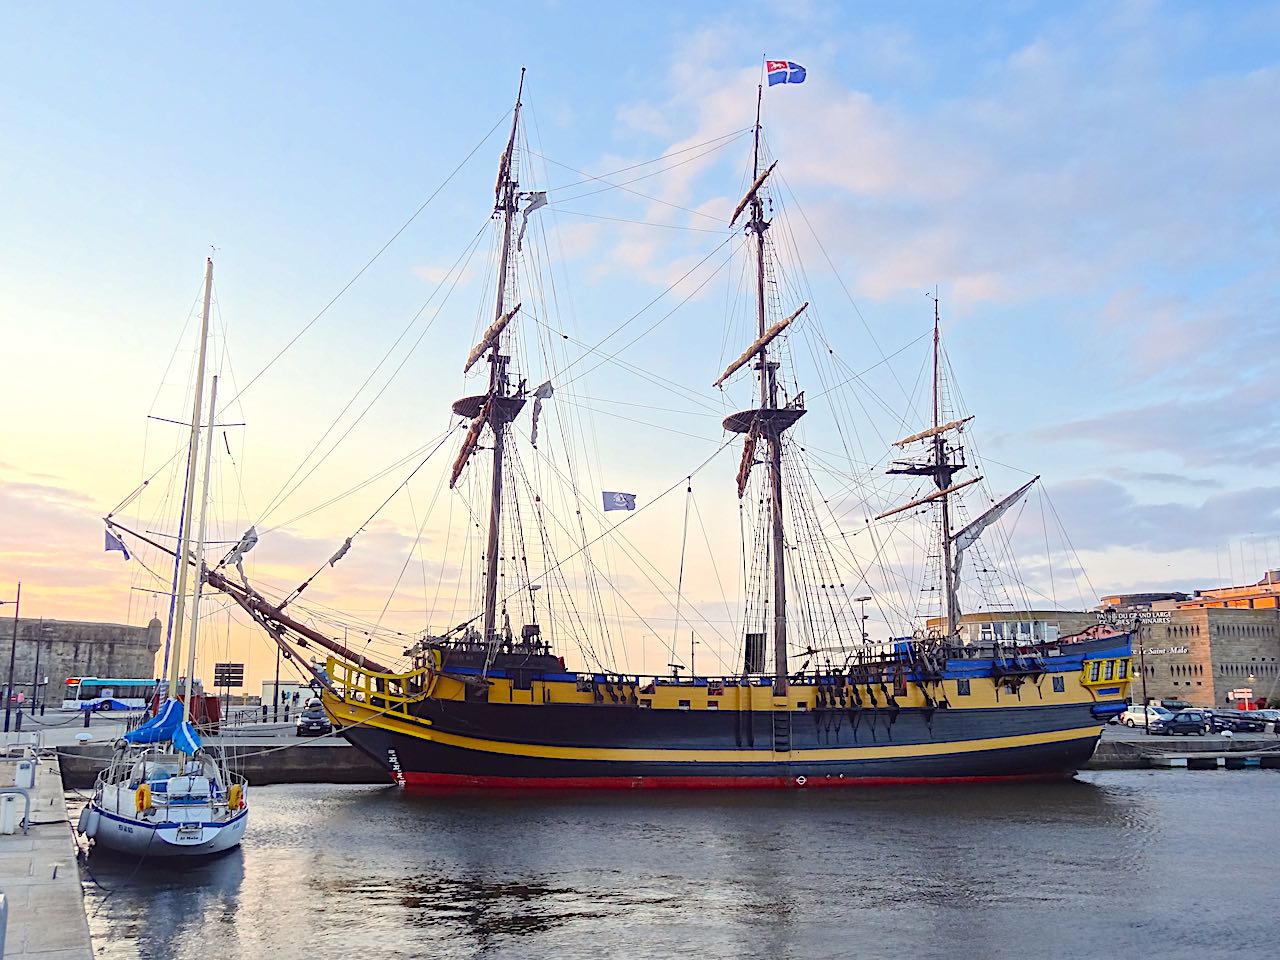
450,399,491,488
713,302,808,388
729,161,779,226
950,476,1038,585
875,475,983,521
463,303,522,374
894,416,974,448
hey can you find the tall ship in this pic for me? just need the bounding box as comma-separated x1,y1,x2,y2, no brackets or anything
110,72,1132,788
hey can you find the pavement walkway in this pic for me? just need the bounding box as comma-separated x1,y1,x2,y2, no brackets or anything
0,750,92,959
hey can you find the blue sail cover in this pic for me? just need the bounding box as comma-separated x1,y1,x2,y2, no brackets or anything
123,698,203,755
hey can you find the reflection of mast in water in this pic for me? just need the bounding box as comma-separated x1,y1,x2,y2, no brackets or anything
87,846,245,960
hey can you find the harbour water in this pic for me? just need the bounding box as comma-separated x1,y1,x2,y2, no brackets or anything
77,772,1279,960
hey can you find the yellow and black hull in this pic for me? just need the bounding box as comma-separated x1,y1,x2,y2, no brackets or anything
322,637,1133,790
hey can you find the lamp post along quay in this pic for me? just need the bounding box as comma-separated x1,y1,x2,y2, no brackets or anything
3,582,21,734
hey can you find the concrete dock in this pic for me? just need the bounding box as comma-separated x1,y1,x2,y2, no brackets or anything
0,746,92,959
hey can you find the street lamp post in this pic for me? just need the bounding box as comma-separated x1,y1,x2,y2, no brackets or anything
1247,673,1256,711
1138,630,1150,735
273,642,281,723
3,583,21,734
854,596,872,644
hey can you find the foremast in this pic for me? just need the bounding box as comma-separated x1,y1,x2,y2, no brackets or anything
718,87,807,695
451,70,529,652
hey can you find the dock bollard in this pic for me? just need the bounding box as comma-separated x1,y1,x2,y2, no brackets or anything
83,709,90,728
13,711,20,733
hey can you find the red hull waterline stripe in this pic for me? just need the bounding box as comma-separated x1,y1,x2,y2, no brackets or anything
399,771,1074,791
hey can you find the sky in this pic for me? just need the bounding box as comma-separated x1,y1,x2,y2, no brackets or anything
2,1,1278,689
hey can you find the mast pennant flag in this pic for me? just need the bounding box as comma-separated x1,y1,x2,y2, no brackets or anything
104,526,131,560
602,492,637,512
766,60,806,86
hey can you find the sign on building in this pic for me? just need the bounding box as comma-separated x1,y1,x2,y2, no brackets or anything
213,662,245,688
1229,687,1253,701
1097,610,1173,624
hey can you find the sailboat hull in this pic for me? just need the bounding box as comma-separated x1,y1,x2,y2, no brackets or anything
88,803,248,856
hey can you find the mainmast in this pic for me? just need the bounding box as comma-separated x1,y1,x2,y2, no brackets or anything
718,87,806,694
452,70,528,651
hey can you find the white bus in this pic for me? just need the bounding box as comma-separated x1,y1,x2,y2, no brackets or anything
61,677,162,711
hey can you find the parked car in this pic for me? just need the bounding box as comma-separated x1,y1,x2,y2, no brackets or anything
295,700,332,737
1151,710,1210,736
1119,704,1172,728
1245,709,1280,733
1158,698,1193,712
1210,711,1266,734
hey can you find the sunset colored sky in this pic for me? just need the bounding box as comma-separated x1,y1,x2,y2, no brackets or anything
2,2,1278,690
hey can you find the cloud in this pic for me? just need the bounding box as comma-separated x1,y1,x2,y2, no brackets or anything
1106,468,1223,491
1036,478,1280,553
1042,375,1280,469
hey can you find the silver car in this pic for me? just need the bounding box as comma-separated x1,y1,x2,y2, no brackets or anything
1119,704,1172,728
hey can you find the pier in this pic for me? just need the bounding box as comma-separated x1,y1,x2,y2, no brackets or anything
1086,726,1280,770
0,744,92,959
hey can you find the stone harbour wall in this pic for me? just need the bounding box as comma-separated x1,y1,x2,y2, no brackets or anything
0,616,162,700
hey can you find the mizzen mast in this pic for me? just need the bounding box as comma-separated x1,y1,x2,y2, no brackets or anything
451,69,529,650
882,297,966,638
718,86,806,694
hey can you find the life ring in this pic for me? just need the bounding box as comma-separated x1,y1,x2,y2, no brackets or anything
228,783,244,811
135,783,152,813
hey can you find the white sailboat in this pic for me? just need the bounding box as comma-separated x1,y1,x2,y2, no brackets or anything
79,258,249,857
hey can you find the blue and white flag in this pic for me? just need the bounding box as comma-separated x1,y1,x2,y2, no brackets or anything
104,527,131,560
602,491,637,512
766,60,806,86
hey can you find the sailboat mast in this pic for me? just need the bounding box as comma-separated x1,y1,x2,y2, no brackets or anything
481,69,524,648
183,374,217,724
748,85,790,693
168,257,213,699
933,300,958,638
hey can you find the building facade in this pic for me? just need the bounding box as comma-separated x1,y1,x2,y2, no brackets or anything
945,570,1280,709
0,616,162,705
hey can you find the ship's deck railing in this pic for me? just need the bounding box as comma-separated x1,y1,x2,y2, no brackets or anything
326,656,434,714
325,635,1132,701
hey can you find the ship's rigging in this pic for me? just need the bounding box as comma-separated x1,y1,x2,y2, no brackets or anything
102,72,1104,697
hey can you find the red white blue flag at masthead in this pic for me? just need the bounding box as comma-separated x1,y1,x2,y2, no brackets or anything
766,60,806,86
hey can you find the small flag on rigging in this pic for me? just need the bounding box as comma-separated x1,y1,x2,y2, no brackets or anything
766,60,806,86
602,491,637,512
104,527,131,560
